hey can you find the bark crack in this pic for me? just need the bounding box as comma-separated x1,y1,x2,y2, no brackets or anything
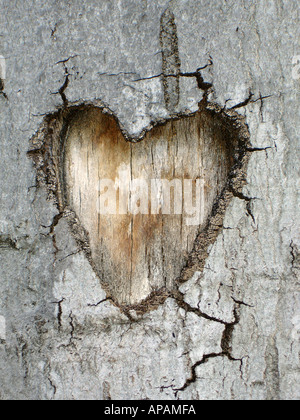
171,290,229,326
229,91,273,111
0,75,8,100
48,376,57,397
0,235,18,250
174,303,248,396
174,352,225,396
98,71,139,78
53,56,78,107
87,297,113,307
246,146,273,152
228,187,258,223
290,241,299,269
132,67,213,92
230,90,254,110
51,297,65,330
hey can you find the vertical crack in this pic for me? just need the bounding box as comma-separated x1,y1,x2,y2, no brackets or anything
160,8,181,111
51,297,65,330
69,311,75,343
48,377,57,397
221,305,240,359
58,68,70,107
54,56,78,107
290,240,299,269
0,77,7,100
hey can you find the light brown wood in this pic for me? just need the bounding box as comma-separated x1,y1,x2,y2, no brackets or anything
64,108,231,305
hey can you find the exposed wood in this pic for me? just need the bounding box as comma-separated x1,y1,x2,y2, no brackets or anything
63,108,232,305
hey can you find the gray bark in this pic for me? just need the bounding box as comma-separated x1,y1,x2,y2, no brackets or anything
0,0,299,400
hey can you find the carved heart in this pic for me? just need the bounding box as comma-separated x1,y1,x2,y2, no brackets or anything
60,106,244,306
29,102,249,308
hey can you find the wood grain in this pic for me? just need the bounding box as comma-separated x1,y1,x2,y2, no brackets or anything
64,108,232,305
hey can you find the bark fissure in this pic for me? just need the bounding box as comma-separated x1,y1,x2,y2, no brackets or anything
174,304,247,396
160,8,181,111
87,297,114,308
0,235,18,250
53,56,78,107
0,75,8,100
172,290,229,326
133,69,213,92
51,298,65,330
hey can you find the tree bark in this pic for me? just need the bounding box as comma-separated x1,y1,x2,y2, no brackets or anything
0,0,299,400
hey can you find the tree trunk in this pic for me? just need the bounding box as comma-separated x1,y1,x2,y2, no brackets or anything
0,0,299,400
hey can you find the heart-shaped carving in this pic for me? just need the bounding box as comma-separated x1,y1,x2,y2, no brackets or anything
29,103,250,309
62,106,239,306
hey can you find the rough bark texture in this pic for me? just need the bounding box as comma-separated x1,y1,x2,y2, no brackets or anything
0,0,299,400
